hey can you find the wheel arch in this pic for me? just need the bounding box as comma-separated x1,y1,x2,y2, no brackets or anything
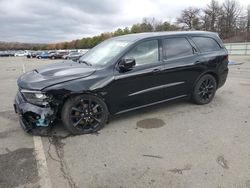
60,92,109,134
60,91,111,115
192,71,219,92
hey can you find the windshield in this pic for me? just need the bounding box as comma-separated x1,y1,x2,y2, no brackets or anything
79,39,131,66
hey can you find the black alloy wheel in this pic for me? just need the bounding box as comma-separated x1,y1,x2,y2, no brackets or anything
193,74,217,105
61,94,108,134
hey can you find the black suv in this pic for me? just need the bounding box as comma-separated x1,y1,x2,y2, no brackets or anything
49,51,68,59
14,31,228,135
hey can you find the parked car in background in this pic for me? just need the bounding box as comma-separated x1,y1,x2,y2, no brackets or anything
49,51,68,59
0,51,15,57
79,49,88,54
63,52,84,61
9,51,15,56
0,51,7,57
36,51,55,59
27,51,41,58
37,52,49,59
26,51,33,58
14,31,228,135
14,51,28,57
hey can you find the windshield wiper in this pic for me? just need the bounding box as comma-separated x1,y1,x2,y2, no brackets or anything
78,60,92,66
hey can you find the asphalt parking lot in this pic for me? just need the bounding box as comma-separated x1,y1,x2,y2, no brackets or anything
0,56,250,188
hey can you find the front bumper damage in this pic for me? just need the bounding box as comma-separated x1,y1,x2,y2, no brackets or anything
14,90,56,133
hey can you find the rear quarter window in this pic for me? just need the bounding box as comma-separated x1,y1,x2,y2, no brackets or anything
192,37,221,52
163,37,193,60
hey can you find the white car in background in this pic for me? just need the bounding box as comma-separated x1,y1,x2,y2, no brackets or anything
14,51,28,57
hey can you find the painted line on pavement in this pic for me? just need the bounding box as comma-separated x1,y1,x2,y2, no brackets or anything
22,62,52,188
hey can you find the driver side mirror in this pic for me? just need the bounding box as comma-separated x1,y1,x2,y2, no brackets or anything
118,58,136,72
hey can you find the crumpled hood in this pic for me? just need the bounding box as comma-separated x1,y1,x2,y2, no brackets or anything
18,61,96,90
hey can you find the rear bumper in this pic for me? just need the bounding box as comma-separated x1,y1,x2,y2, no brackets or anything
14,91,55,132
218,68,228,88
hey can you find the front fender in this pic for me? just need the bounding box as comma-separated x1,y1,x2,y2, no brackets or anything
43,73,114,98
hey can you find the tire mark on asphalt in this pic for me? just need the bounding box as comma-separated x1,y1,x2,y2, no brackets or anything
168,164,192,175
142,154,163,159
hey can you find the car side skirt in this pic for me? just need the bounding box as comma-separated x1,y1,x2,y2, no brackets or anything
115,94,187,115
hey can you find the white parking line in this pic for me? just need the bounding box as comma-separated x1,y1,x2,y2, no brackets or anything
22,62,25,74
33,136,52,188
22,62,52,188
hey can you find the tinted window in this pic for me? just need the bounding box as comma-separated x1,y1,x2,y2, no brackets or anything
163,38,193,60
192,37,221,52
125,40,158,66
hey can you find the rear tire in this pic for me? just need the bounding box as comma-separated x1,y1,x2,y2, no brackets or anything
192,74,217,105
61,94,108,135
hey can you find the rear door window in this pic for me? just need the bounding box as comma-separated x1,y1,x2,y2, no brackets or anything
163,38,193,60
192,37,221,52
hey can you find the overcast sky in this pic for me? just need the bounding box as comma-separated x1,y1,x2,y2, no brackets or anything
0,0,248,43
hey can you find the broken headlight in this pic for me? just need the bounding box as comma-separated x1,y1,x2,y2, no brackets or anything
21,89,51,106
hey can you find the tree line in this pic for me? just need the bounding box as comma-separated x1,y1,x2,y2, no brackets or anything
177,0,250,42
44,17,179,50
1,0,249,50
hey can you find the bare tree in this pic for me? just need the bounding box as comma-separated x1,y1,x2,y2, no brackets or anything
177,7,201,30
220,0,241,38
247,5,250,33
202,0,222,32
142,17,162,31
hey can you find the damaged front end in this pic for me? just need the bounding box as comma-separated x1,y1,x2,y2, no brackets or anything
14,89,59,133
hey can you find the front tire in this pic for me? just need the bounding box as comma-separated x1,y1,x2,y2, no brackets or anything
192,74,217,105
61,94,109,135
